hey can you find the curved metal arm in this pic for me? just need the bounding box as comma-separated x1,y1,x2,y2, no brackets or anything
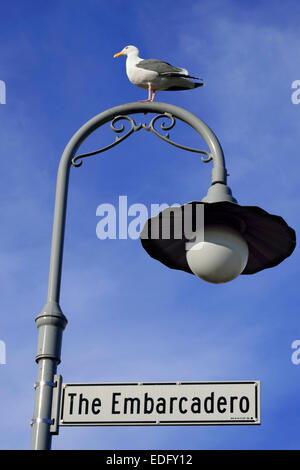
48,102,229,304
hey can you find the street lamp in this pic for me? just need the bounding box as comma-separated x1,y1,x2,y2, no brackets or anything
140,200,296,284
30,102,296,450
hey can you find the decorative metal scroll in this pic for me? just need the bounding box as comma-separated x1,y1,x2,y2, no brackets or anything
71,113,213,167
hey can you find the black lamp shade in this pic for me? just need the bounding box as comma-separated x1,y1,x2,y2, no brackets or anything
140,201,296,276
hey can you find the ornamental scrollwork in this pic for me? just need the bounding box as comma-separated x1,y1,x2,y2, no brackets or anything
71,112,213,168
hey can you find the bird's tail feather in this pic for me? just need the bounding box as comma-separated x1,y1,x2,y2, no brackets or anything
185,75,203,81
193,82,204,88
160,72,203,81
166,82,204,91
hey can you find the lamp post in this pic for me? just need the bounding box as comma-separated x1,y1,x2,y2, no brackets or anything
30,102,296,450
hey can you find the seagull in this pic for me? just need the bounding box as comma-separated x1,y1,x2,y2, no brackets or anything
113,45,204,102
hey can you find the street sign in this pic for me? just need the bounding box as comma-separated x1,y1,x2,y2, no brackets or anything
53,380,260,428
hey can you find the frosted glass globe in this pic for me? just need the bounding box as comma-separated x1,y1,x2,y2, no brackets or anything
186,224,249,284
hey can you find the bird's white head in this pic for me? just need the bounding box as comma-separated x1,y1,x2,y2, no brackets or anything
113,45,140,58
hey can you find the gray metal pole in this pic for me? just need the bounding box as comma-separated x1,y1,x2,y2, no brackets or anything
30,102,230,449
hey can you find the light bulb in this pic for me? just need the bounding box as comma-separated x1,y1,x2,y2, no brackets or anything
186,224,249,284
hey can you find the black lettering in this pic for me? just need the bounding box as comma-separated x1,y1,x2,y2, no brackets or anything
204,392,214,413
191,397,201,413
156,397,166,414
68,393,77,415
124,397,141,414
179,397,188,414
112,392,121,414
78,393,89,415
144,393,154,414
169,397,178,413
217,396,227,413
91,398,101,414
230,396,238,413
239,396,250,413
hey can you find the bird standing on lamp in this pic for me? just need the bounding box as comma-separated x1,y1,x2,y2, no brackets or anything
114,45,204,102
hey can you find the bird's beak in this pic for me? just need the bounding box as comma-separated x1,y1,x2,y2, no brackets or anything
113,51,124,58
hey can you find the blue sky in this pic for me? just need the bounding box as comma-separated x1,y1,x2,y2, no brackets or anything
1,0,300,449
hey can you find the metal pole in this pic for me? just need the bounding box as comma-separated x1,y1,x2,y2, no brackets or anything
30,102,230,449
30,161,70,449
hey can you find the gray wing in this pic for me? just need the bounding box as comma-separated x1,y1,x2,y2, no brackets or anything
136,59,187,76
136,59,202,80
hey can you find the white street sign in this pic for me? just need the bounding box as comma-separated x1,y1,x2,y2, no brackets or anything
58,381,260,426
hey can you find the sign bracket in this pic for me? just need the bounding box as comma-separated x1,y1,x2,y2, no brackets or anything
50,374,63,435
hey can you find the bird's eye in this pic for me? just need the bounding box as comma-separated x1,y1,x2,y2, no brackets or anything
125,47,128,49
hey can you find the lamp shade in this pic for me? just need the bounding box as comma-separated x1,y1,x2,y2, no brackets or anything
140,201,296,278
